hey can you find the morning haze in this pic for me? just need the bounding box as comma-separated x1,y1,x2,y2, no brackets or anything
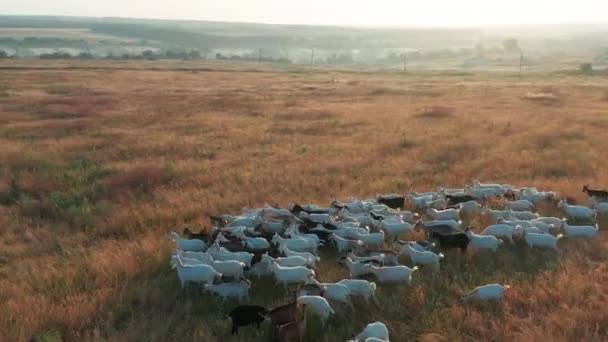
1,1,608,342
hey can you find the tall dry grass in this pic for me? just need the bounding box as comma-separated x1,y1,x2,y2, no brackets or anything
1,62,608,341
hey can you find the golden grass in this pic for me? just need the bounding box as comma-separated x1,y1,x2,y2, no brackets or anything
1,61,608,341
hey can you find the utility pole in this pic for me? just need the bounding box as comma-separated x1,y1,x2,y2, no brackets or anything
310,49,315,71
519,52,524,77
258,49,262,67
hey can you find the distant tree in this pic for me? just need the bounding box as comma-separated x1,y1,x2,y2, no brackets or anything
188,50,201,59
475,43,485,57
0,50,8,59
40,52,71,59
121,53,131,60
142,50,157,60
503,39,520,52
579,63,593,75
76,52,94,60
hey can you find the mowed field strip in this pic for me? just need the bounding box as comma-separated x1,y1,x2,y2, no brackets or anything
1,63,608,341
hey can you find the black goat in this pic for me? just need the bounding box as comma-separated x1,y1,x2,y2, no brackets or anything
445,194,476,205
183,227,208,241
223,305,268,334
582,185,608,199
377,194,405,209
429,231,469,252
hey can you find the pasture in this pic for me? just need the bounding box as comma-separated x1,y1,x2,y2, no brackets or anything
1,61,608,341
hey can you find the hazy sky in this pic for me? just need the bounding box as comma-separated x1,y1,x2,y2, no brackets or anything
2,0,608,27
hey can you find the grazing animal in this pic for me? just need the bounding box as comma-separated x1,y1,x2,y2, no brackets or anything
298,283,325,297
462,283,510,302
337,279,378,303
457,200,482,219
174,255,222,288
270,262,315,289
481,224,521,244
349,321,390,342
426,208,460,221
204,280,251,302
379,217,413,240
377,194,405,209
429,231,470,252
404,244,443,271
370,265,418,284
339,256,375,277
275,304,307,342
523,231,562,250
223,305,268,335
170,232,207,252
183,227,208,241
562,222,599,238
306,278,353,308
446,194,476,205
261,253,312,268
296,296,335,327
279,245,320,267
267,298,301,327
582,185,608,199
331,234,361,254
272,234,319,255
504,199,535,212
464,227,503,252
558,200,596,221
207,243,254,267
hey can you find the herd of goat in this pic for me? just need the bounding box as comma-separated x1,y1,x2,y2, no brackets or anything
169,181,606,341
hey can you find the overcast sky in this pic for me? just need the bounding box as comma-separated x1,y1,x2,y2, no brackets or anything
2,0,608,27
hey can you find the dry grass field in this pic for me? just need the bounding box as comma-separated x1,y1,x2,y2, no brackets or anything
1,61,608,341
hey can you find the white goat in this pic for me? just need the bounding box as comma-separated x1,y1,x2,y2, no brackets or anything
279,245,319,267
462,283,510,302
353,231,385,249
270,261,315,288
307,278,353,308
562,222,599,238
272,234,318,255
242,237,270,250
520,189,555,204
349,321,389,342
261,253,311,268
426,207,460,221
380,217,413,239
347,252,384,265
504,199,535,212
523,231,562,250
331,234,361,253
481,224,521,243
174,255,222,288
203,281,250,302
465,228,503,252
558,200,596,221
510,210,538,221
472,180,506,194
458,200,482,219
246,261,273,279
170,232,206,252
370,265,418,284
207,243,253,267
339,257,374,277
405,245,443,271
297,296,335,326
337,279,378,303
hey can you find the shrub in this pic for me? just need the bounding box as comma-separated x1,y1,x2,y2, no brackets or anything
415,106,454,119
108,164,174,197
579,63,593,75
